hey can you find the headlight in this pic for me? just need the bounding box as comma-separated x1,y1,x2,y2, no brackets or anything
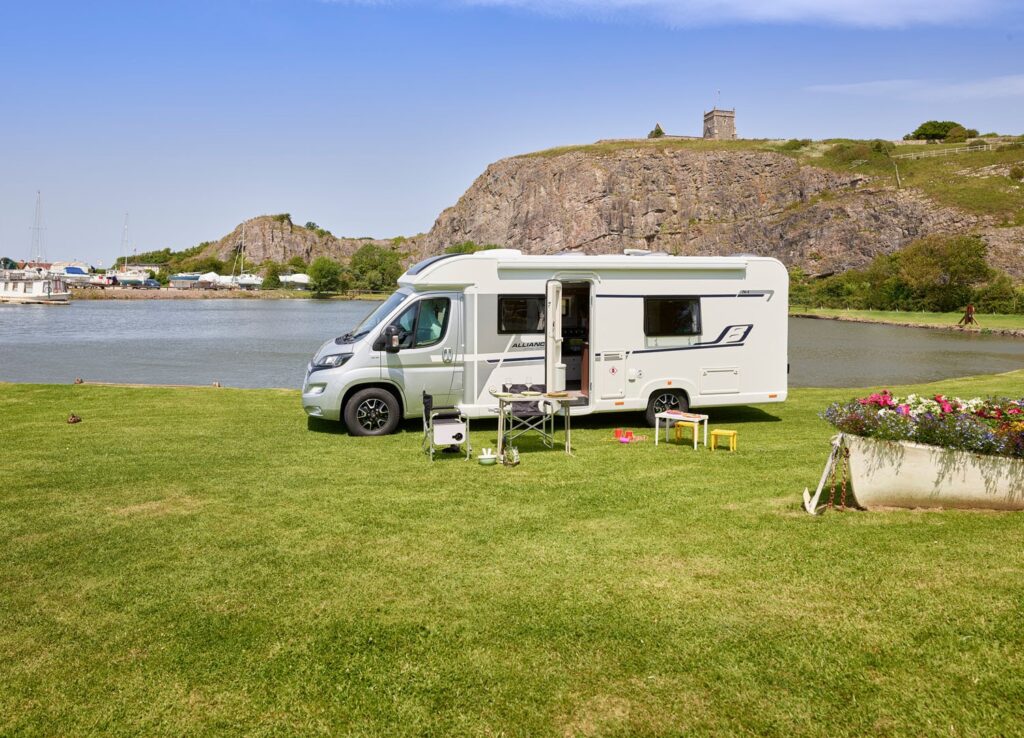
312,353,352,370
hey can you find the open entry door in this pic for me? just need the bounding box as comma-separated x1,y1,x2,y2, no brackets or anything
545,280,565,392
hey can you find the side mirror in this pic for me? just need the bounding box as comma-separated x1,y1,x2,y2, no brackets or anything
383,325,401,353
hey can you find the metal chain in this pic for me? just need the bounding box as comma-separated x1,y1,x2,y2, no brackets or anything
839,446,850,511
826,448,838,510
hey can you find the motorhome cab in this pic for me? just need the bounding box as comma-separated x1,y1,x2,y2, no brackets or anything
303,249,788,436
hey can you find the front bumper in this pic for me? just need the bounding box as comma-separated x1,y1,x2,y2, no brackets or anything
301,364,344,421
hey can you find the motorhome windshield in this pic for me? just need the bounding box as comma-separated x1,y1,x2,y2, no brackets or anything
340,290,411,341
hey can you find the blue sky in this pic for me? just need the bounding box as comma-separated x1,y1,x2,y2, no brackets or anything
1,0,1021,266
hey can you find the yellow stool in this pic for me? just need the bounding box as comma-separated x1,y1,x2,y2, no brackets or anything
674,421,700,445
710,429,738,452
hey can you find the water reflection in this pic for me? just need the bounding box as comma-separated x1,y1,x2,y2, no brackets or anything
0,301,1021,389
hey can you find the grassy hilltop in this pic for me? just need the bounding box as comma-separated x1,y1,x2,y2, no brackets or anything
3,372,1024,735
524,136,1024,223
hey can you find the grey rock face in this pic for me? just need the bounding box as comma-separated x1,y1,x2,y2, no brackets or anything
199,148,1022,281
202,216,393,266
416,148,1017,277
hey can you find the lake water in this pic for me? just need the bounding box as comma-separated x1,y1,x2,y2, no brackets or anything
1,299,1022,389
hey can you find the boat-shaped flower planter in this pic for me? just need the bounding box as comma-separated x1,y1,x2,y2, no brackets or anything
846,434,1024,511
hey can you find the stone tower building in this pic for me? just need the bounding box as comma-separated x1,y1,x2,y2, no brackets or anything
703,108,736,140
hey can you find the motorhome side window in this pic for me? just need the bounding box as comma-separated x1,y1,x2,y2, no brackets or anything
644,297,701,336
387,297,450,348
498,296,545,334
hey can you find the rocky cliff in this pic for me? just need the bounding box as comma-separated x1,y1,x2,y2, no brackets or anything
199,144,1023,279
416,147,1012,276
200,216,394,265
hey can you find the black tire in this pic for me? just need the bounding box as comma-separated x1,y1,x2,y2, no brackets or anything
645,389,689,427
344,387,401,436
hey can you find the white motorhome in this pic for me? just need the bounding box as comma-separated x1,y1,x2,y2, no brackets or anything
303,250,788,435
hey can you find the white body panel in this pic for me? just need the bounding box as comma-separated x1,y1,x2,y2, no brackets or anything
0,271,71,304
302,250,788,424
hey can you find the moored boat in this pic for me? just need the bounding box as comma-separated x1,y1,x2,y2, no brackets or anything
0,270,70,304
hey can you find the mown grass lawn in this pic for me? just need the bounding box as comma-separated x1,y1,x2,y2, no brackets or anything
3,375,1024,736
791,307,1024,332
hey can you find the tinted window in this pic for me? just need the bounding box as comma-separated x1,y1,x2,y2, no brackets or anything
498,296,545,334
387,297,450,349
644,297,701,336
414,298,450,347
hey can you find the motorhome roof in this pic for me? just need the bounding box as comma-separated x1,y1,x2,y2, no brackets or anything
399,249,773,287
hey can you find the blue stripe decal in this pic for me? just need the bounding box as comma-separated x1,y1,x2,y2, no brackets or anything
485,355,544,364
633,343,744,355
598,293,737,299
632,324,753,354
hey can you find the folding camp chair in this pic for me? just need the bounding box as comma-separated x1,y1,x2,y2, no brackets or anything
501,383,556,449
422,391,471,461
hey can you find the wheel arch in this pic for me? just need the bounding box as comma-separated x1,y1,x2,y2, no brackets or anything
341,381,406,419
645,383,693,409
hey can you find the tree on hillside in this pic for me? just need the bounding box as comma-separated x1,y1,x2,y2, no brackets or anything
897,234,991,312
262,262,282,289
349,244,403,292
304,222,319,231
973,271,1019,313
444,241,501,255
308,256,343,294
286,255,308,272
907,120,965,141
182,256,226,274
943,124,970,143
648,123,665,139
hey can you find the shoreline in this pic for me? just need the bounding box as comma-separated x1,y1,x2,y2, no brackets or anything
790,311,1024,338
68,288,386,301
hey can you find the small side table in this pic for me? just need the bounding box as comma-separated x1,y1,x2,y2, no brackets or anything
655,411,709,449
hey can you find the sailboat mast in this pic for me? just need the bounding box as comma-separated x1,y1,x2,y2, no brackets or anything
120,213,130,272
29,191,45,265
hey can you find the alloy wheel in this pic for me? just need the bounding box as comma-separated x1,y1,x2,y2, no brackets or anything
356,398,390,430
652,392,681,414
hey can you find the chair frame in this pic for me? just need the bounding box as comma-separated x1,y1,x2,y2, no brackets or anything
501,384,556,449
422,391,471,461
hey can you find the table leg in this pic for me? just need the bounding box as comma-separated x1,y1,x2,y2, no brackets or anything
564,406,571,454
655,417,660,446
693,422,697,450
497,402,505,457
703,419,708,448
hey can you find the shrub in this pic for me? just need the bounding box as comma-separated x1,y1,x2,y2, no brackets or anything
897,234,991,312
349,244,403,292
181,256,225,274
262,262,281,289
647,123,665,139
974,272,1019,314
286,256,308,272
444,241,501,255
907,120,965,141
825,142,876,165
780,138,811,150
1009,165,1024,181
307,256,343,294
944,125,969,143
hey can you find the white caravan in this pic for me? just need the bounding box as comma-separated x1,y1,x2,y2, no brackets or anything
302,250,789,435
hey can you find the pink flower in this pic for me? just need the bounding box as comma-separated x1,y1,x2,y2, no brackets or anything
1008,407,1022,415
897,404,911,416
940,401,953,413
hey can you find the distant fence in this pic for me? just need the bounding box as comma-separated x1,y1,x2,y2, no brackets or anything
892,141,1018,160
